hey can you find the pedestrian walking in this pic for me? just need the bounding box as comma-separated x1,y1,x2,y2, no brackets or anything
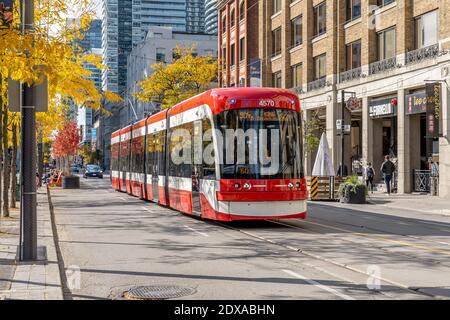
380,155,395,195
364,162,375,193
36,172,40,188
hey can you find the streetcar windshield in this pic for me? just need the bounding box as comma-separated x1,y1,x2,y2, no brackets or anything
215,108,304,179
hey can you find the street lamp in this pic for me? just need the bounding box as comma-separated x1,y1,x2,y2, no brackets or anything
338,90,356,177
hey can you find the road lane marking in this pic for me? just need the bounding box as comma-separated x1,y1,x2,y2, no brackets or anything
291,219,450,255
184,225,209,237
282,269,355,300
118,197,127,201
141,206,151,212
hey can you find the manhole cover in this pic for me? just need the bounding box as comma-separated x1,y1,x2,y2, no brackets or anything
124,285,196,300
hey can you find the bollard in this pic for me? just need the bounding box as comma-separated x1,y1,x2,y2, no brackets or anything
310,176,319,200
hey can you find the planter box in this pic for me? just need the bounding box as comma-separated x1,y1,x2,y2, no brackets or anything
340,185,366,204
62,176,80,189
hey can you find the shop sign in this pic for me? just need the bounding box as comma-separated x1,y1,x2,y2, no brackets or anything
426,83,441,138
406,92,433,115
369,98,395,117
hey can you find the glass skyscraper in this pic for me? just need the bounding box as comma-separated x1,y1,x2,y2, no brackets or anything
204,0,218,35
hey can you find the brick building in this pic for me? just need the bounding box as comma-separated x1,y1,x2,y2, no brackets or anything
218,0,260,87
219,0,450,198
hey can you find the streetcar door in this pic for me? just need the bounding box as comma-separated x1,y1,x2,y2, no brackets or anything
191,121,202,215
152,134,159,203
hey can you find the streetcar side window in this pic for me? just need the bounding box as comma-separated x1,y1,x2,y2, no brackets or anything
202,117,216,180
169,122,193,178
132,136,145,174
111,142,119,171
146,132,155,175
157,130,166,176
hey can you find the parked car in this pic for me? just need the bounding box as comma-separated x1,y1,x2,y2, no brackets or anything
83,164,103,179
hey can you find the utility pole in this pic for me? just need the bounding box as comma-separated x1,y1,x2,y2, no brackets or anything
20,0,37,261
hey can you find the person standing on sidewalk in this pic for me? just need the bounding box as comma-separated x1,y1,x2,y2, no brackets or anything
381,155,395,195
364,162,375,194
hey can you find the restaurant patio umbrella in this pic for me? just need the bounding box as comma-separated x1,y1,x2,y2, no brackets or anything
312,133,335,177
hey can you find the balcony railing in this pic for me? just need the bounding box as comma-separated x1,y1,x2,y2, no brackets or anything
405,44,439,65
368,57,397,76
339,67,362,83
307,77,327,92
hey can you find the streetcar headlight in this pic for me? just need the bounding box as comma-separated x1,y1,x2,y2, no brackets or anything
243,182,252,190
234,183,241,189
288,182,295,189
295,182,301,188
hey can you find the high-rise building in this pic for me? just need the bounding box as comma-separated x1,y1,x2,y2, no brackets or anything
205,0,218,34
230,0,450,198
126,26,218,124
186,0,206,33
80,19,102,51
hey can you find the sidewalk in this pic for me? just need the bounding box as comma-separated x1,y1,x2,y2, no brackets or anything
0,187,63,300
366,192,450,216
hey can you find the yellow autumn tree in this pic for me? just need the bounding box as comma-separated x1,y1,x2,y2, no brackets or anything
0,0,122,215
135,46,218,109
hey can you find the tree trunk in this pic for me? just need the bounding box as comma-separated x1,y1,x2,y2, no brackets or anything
10,122,17,208
2,106,9,217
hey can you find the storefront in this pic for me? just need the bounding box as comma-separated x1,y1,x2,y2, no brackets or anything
405,85,440,192
369,95,398,182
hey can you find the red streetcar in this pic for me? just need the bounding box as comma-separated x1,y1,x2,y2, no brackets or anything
111,88,307,221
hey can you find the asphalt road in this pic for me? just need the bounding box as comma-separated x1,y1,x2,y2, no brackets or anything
49,176,450,300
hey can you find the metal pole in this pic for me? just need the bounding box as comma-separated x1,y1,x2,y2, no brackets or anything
20,0,37,261
340,90,345,177
37,130,43,187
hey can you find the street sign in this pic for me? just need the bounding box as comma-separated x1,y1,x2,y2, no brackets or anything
343,124,351,133
8,78,48,112
336,119,342,130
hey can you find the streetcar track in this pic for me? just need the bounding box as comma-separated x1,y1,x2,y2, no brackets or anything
214,220,436,299
308,215,450,248
269,219,450,268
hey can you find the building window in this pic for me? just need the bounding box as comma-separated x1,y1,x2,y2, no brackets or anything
291,63,303,88
230,43,235,66
273,0,281,15
239,78,245,87
415,10,438,49
230,9,235,27
314,54,326,80
291,15,303,47
240,37,245,61
377,0,395,7
346,0,361,21
377,27,396,60
239,1,245,21
346,40,361,70
314,2,326,37
222,15,226,32
221,47,226,68
273,71,282,88
156,48,165,62
272,27,282,56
